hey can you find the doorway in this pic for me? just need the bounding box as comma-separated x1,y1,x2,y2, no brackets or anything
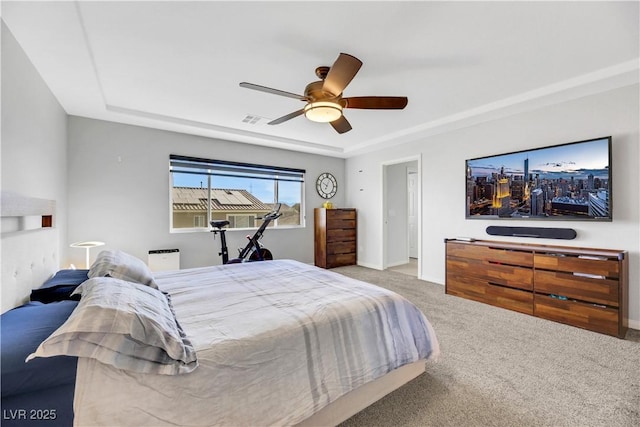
382,156,420,278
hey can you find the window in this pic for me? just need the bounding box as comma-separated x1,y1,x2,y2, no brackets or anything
193,215,206,228
227,214,255,229
170,155,305,231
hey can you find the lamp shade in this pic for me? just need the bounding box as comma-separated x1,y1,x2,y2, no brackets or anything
304,101,342,123
70,241,105,268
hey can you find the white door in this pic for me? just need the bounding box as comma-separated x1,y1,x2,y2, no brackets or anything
408,170,418,258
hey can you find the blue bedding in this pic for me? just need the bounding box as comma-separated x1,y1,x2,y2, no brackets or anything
1,301,78,426
29,269,88,304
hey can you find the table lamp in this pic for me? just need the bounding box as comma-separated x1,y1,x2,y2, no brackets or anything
70,241,105,268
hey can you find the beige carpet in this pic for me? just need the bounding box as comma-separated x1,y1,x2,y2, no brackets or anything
387,258,418,276
332,265,640,427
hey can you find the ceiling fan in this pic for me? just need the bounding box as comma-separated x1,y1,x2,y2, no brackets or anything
239,53,408,134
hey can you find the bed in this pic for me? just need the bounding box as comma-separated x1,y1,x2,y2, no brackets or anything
1,194,439,426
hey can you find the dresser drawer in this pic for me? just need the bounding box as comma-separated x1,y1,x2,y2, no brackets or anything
327,228,356,241
447,242,533,267
534,270,619,307
534,254,620,278
327,241,356,255
447,257,533,291
326,209,356,221
534,294,619,336
327,253,357,268
327,218,356,230
446,274,533,315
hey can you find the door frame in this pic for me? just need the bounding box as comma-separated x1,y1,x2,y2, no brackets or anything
407,166,419,259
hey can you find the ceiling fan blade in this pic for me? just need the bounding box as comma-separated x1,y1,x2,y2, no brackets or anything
240,82,307,101
330,116,352,134
344,96,408,109
268,109,305,125
323,53,363,96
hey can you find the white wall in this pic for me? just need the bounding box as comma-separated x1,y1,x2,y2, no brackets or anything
1,22,68,309
66,117,345,269
346,84,640,328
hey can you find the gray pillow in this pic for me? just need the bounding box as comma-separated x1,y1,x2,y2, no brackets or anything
89,249,158,289
27,277,197,375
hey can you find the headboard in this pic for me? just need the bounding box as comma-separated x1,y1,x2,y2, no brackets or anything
1,191,58,313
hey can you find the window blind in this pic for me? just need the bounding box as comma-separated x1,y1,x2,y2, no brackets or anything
170,155,305,183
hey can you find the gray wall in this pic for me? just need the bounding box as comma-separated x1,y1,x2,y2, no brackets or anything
1,22,68,227
1,22,68,306
66,117,345,268
346,84,640,329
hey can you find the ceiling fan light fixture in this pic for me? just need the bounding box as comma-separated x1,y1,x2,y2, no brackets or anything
304,101,342,123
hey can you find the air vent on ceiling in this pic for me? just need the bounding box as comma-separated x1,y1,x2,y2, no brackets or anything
242,114,264,125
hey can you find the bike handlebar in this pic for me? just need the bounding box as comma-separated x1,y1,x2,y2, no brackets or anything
263,211,282,221
258,203,281,221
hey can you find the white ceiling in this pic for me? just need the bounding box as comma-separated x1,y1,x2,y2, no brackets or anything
2,1,638,158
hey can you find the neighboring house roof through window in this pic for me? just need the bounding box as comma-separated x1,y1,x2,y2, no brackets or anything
172,187,271,212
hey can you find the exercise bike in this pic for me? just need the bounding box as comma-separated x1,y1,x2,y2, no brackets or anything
210,204,282,264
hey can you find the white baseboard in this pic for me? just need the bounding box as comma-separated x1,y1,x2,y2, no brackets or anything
419,274,444,285
628,319,640,331
356,261,383,270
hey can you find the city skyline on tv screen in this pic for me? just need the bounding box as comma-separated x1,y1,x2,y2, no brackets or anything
466,137,611,220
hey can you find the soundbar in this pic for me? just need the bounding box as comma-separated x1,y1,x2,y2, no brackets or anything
486,226,577,240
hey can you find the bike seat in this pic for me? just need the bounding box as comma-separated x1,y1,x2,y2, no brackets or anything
210,220,230,229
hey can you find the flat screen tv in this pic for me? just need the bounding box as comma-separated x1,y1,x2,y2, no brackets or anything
465,136,612,221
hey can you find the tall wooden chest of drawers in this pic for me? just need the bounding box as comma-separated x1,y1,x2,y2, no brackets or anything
445,239,628,338
314,208,357,268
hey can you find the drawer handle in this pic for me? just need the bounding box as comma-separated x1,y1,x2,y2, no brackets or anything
573,272,606,280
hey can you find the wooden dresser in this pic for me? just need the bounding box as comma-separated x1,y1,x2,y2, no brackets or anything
445,239,628,338
314,208,357,268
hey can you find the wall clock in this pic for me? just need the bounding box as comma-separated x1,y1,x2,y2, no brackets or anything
316,172,337,199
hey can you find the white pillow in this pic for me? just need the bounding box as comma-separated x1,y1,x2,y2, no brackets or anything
89,249,158,289
27,277,197,375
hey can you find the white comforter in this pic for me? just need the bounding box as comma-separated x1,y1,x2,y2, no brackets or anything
73,260,439,426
